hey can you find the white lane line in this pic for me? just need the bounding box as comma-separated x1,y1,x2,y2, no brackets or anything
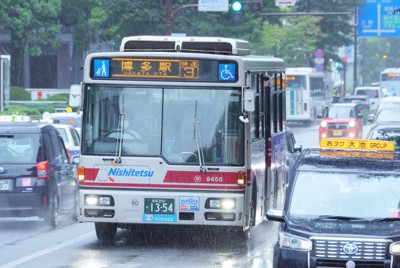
234,241,274,267
0,232,95,268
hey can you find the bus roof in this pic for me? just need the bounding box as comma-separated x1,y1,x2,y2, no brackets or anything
120,35,251,56
381,68,400,73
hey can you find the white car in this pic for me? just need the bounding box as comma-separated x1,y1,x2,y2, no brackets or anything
53,124,81,159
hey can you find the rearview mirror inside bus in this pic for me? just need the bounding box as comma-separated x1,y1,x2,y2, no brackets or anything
69,84,82,107
243,88,255,112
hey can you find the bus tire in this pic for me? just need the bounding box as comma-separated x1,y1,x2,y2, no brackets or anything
95,222,117,243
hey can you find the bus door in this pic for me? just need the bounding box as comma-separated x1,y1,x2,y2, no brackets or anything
265,72,286,211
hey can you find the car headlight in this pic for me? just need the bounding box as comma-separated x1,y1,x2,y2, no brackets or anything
279,232,312,251
348,120,356,127
390,241,400,255
320,120,328,128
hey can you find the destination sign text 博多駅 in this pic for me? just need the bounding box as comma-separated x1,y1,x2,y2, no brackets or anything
91,57,238,82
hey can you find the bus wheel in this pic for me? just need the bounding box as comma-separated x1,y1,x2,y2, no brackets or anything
95,222,117,243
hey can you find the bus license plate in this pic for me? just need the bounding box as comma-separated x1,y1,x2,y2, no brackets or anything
0,180,11,191
144,198,174,214
333,130,342,136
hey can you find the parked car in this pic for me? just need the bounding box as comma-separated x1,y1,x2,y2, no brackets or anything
286,128,302,181
0,123,78,227
318,103,363,140
365,124,400,151
53,124,81,159
353,86,383,111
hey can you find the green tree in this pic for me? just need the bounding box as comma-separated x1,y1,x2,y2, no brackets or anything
60,0,98,51
295,0,361,64
261,16,323,67
0,0,62,87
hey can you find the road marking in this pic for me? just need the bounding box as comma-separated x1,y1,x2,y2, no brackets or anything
0,232,95,268
234,241,274,267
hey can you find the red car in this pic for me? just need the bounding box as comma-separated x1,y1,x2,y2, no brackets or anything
319,103,363,140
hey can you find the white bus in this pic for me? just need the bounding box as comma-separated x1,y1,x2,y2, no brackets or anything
70,36,287,242
285,67,326,124
380,68,400,97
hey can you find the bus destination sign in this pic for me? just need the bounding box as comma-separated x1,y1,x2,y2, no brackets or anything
91,57,238,82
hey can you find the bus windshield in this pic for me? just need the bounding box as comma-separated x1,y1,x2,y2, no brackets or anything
285,75,306,90
82,85,244,165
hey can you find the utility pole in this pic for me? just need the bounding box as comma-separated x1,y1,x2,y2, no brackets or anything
353,6,358,92
165,0,198,35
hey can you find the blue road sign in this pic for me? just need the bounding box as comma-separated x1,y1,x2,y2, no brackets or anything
358,0,400,37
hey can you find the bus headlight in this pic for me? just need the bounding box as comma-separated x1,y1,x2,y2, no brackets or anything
279,232,312,251
208,198,236,209
348,120,356,127
320,120,328,128
84,195,113,206
85,195,99,206
390,242,400,255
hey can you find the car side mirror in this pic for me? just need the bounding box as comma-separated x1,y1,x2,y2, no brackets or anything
294,143,302,152
72,156,80,165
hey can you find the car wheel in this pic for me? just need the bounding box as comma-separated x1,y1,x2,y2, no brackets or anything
46,195,60,228
95,222,117,243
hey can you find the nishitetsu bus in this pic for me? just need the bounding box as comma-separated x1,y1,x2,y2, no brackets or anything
70,36,287,242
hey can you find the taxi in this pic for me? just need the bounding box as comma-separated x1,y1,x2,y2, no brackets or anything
318,103,363,141
267,138,400,268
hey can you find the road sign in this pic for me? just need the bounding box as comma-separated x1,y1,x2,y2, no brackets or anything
198,0,229,12
314,49,324,58
314,64,324,72
358,0,400,37
275,0,297,7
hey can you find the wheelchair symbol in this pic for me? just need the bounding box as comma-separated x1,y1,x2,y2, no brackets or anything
220,64,235,80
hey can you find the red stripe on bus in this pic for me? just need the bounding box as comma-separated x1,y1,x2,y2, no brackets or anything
85,168,99,181
79,181,245,190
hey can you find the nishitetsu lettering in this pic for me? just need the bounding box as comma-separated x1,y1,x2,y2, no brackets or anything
108,168,154,177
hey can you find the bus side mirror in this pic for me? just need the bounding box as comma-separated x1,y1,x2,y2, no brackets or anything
69,84,82,107
243,88,255,112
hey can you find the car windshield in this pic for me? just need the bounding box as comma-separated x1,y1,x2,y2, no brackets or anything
0,134,40,163
289,171,400,219
328,106,355,118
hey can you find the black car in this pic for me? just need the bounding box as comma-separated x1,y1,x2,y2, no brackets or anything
267,139,400,267
0,123,78,227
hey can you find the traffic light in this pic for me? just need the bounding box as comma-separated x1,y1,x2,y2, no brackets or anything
230,1,263,22
383,54,388,61
231,1,243,22
342,57,347,64
334,61,343,71
232,1,242,12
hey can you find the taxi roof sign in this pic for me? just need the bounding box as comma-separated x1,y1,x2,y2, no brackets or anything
320,138,395,152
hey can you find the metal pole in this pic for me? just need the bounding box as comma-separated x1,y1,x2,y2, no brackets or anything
166,0,172,35
353,6,358,92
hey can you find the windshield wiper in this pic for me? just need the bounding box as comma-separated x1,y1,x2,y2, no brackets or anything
114,113,125,164
371,217,400,222
317,215,367,221
194,100,206,173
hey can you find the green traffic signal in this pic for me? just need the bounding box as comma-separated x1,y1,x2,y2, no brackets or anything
232,1,242,12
